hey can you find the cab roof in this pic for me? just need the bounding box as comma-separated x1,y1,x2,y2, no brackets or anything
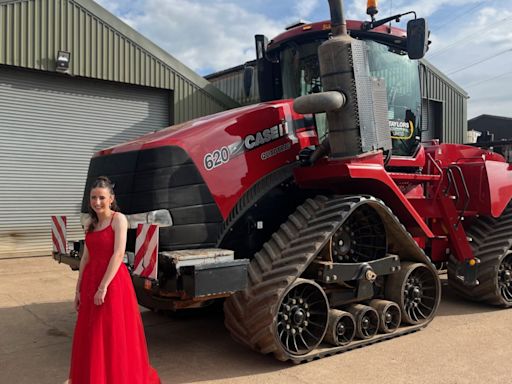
268,20,407,52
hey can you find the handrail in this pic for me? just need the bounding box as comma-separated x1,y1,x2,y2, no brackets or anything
448,164,470,228
427,153,444,198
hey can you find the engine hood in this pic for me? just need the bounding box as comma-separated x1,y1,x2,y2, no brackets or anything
94,100,297,157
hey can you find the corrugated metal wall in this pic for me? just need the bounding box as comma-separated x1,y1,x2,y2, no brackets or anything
0,66,170,258
421,60,468,144
0,0,238,123
206,63,260,106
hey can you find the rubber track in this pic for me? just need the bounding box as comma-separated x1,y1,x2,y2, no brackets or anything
224,195,435,362
448,204,512,307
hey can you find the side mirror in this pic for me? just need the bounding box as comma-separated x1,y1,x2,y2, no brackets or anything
243,66,254,98
407,18,429,59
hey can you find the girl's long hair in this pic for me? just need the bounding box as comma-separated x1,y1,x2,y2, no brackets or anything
87,176,120,232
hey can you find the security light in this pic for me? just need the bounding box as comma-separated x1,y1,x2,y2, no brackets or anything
56,51,71,73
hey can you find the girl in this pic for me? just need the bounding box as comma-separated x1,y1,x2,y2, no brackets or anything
69,176,160,384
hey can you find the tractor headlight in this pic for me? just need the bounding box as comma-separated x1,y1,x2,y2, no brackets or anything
80,210,173,229
126,209,173,229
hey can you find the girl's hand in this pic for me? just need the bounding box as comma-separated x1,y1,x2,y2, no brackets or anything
74,292,80,312
94,287,107,306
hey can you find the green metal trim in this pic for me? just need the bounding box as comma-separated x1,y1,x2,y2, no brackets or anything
72,0,239,109
0,0,240,111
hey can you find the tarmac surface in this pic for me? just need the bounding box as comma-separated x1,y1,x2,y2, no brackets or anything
1,256,511,384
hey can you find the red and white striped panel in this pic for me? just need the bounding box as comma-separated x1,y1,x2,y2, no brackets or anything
133,224,159,280
51,216,67,254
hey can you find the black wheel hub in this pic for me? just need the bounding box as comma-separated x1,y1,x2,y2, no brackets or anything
402,266,437,323
336,322,346,336
276,281,328,355
498,254,512,302
331,206,387,263
292,308,306,325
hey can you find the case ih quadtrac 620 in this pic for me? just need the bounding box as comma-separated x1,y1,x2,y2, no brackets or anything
53,0,512,362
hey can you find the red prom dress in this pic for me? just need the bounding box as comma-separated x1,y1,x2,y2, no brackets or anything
69,215,160,384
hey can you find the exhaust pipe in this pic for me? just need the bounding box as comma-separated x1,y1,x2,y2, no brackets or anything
317,0,360,158
294,0,391,160
327,0,347,36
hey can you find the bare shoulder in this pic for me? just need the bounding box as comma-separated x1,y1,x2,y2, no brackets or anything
112,212,128,230
83,217,93,233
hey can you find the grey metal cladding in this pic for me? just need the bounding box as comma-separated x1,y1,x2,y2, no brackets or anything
352,40,391,152
207,64,261,106
0,67,170,258
421,59,468,144
0,0,239,123
372,77,392,151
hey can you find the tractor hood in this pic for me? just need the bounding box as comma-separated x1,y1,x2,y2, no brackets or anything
94,101,296,158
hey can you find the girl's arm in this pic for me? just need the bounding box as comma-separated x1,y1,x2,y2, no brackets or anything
76,244,90,293
74,241,90,311
94,213,128,305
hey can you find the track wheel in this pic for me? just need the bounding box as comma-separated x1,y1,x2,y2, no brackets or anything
347,304,379,339
386,262,439,325
324,309,356,346
276,279,329,356
448,204,512,307
369,299,401,333
498,252,512,303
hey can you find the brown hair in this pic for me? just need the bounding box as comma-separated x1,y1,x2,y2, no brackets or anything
87,176,120,232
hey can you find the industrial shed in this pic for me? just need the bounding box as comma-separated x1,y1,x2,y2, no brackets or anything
420,59,468,144
468,114,512,140
0,0,238,258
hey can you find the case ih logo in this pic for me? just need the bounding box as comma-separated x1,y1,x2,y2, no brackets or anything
203,121,290,171
244,123,287,150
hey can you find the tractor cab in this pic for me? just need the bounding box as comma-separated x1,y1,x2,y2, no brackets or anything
256,19,426,157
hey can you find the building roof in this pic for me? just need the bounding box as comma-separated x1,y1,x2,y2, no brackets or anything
468,114,512,140
421,58,468,98
468,114,512,124
0,0,239,116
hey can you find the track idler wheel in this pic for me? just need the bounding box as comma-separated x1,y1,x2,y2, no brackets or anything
369,299,401,334
324,309,356,346
275,278,329,356
385,262,439,325
347,304,379,339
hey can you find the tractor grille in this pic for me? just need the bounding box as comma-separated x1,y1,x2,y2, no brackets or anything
81,146,223,251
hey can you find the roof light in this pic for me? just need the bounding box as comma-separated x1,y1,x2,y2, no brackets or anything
367,0,378,19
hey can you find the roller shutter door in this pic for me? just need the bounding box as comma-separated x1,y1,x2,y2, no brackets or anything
0,66,171,258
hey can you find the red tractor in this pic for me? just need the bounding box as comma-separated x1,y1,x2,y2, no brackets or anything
54,0,512,362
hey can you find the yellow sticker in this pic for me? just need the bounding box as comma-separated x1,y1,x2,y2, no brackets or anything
390,120,414,140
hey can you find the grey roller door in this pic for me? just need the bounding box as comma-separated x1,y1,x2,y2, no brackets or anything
0,66,171,258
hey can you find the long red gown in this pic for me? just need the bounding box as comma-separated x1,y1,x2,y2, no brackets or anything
69,218,160,384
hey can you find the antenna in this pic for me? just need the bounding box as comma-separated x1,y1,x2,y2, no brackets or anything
389,0,393,30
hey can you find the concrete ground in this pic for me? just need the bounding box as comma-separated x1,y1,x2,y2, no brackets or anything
1,257,511,384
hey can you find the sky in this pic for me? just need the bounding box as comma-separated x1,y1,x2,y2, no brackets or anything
95,0,512,119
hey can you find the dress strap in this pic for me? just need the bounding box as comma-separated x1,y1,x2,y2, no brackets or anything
109,212,116,226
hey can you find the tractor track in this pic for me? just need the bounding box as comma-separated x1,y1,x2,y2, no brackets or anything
448,204,512,307
224,194,439,362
